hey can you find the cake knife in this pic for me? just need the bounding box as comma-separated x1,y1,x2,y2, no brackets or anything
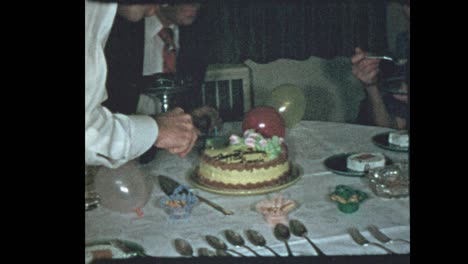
157,175,234,216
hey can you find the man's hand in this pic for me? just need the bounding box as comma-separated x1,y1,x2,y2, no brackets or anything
351,47,381,86
154,107,200,157
191,106,223,134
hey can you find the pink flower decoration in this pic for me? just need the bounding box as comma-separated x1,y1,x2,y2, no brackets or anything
229,135,241,145
244,137,256,148
259,139,267,148
248,132,262,140
255,194,297,225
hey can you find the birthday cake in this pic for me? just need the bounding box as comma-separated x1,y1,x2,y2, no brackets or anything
196,129,291,190
388,130,409,148
346,152,386,172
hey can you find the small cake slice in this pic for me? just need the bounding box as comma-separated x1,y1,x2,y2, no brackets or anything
346,152,386,172
388,130,409,148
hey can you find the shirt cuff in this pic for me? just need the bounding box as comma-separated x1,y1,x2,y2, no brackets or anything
128,115,158,157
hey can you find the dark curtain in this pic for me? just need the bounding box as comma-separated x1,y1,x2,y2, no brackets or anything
180,0,388,64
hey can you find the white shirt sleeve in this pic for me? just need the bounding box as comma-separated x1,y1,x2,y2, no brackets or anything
85,0,158,168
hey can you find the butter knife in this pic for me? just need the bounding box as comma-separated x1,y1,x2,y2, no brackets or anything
157,175,234,216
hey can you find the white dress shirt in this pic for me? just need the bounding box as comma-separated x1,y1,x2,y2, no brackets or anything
85,0,158,168
143,15,179,76
138,15,180,115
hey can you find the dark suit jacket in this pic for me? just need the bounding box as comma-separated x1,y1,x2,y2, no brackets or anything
103,15,144,114
103,15,207,115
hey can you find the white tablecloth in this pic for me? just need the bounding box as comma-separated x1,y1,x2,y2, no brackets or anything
85,121,410,257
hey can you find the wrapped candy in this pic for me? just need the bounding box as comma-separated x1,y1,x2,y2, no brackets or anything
329,185,368,214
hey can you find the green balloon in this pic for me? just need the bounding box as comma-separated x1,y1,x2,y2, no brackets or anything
266,84,306,128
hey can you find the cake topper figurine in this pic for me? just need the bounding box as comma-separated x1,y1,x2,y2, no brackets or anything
255,193,297,225
329,185,368,214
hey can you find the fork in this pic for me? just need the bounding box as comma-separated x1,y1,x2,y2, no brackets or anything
367,225,410,244
347,227,397,254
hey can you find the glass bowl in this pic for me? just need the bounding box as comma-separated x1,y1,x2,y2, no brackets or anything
158,186,199,220
366,162,409,199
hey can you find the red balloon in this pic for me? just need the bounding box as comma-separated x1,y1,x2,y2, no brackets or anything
242,106,286,138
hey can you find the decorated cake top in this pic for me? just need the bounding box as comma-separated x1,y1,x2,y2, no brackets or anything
204,129,285,163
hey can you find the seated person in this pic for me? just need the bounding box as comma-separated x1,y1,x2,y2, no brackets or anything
352,47,409,130
351,0,410,130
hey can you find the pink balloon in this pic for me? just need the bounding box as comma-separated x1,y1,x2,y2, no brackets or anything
94,160,153,214
242,106,286,138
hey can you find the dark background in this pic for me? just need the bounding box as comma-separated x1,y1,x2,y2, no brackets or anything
180,0,389,66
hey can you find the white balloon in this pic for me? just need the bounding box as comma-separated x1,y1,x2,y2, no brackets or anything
95,160,153,213
266,84,306,128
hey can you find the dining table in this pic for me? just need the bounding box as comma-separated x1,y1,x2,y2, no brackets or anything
85,120,410,262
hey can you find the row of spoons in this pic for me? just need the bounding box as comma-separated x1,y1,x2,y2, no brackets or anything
174,219,325,257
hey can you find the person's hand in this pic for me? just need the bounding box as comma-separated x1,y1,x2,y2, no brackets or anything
191,106,223,134
154,107,200,157
352,47,381,87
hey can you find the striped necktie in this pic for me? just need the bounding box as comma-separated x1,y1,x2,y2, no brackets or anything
158,27,176,73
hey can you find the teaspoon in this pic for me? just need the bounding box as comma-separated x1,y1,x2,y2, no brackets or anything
215,249,232,257
365,56,407,66
273,223,293,256
245,229,281,257
205,235,246,257
224,230,262,257
289,219,326,256
197,248,217,257
174,238,194,257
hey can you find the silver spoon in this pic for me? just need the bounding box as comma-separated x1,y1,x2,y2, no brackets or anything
205,235,246,257
109,239,147,257
273,223,293,256
215,249,232,257
174,238,194,257
289,219,326,256
197,248,217,257
245,229,281,257
365,56,407,66
224,230,262,257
